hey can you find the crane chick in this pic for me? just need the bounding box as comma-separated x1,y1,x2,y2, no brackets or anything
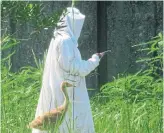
28,81,73,131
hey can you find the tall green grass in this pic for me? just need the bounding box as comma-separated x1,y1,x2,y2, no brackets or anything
1,36,42,133
1,33,163,133
91,33,163,133
91,74,162,133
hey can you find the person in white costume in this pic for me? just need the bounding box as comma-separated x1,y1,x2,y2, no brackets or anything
32,7,100,133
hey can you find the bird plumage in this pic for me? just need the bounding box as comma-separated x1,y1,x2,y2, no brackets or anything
28,81,73,131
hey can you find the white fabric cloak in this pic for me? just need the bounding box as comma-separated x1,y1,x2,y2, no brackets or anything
32,7,100,133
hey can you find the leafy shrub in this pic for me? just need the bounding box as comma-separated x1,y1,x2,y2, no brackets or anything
133,33,163,78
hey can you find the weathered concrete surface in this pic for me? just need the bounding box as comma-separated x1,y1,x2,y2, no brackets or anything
3,1,69,72
1,1,163,91
106,1,163,81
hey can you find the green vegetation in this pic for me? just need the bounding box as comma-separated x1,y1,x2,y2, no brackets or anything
1,1,163,133
1,32,163,133
1,36,42,133
91,33,163,133
92,74,162,133
2,1,63,31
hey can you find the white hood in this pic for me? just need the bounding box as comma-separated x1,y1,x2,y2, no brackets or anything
66,7,85,40
55,7,85,41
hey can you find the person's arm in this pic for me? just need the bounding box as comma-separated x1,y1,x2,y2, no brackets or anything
57,39,100,77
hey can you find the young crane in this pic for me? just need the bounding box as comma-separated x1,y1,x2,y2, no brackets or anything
28,81,73,131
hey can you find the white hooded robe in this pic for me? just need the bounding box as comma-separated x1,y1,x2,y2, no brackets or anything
32,7,100,133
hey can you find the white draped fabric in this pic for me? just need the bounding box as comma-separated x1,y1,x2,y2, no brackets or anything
32,7,100,133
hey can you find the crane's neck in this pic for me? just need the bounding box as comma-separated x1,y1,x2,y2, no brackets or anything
61,84,69,110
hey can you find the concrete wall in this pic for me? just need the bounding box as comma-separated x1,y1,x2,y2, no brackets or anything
1,1,163,91
106,1,163,81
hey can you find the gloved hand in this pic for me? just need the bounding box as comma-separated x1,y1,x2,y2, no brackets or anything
96,52,105,59
96,50,111,59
